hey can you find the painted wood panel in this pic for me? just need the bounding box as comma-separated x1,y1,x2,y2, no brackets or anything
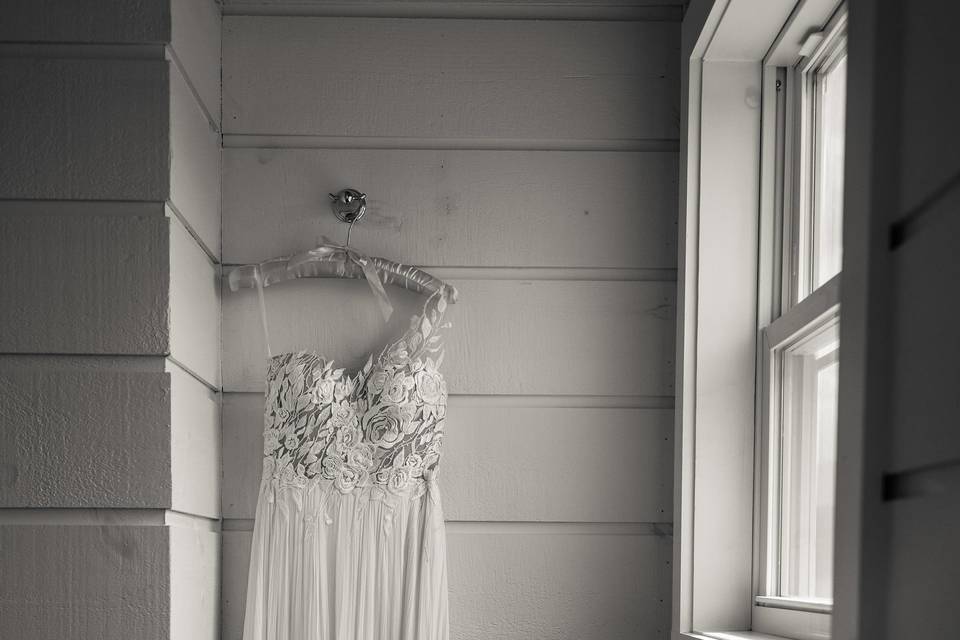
223,17,679,140
0,0,169,43
171,0,222,127
170,66,221,258
0,215,169,354
898,4,960,215
223,148,678,268
170,214,220,386
890,196,960,472
0,525,170,639
0,59,169,200
222,278,676,395
884,494,960,639
223,391,672,522
0,370,171,508
222,529,671,640
170,364,220,519
170,526,220,640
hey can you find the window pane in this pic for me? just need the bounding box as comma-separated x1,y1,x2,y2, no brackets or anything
779,320,838,601
813,55,846,289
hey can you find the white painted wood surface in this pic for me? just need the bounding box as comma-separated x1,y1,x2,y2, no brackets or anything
170,525,220,640
221,0,686,20
0,215,169,354
221,8,678,638
223,148,678,267
222,278,676,395
223,17,679,140
0,59,169,200
169,213,221,387
169,364,220,519
171,0,222,128
0,525,170,639
0,370,171,508
890,197,960,473
897,4,960,215
170,66,222,257
222,529,671,640
223,391,672,521
0,0,169,43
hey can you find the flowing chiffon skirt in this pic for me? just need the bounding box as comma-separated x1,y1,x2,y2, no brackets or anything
242,470,450,640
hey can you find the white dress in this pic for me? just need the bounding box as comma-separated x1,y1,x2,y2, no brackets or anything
242,289,451,640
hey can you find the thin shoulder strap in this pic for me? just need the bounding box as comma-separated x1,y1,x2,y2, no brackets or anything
254,265,273,358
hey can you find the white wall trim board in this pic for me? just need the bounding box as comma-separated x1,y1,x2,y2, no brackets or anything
0,508,220,531
0,42,165,59
220,0,684,21
167,202,219,265
0,200,166,216
167,356,220,394
165,45,220,134
223,134,680,152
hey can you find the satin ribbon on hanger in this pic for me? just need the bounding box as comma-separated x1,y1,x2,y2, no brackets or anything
286,235,394,322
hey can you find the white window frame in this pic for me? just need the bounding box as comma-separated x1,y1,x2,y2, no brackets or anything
674,1,848,640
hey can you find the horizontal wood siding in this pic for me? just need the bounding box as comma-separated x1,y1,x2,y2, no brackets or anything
169,214,221,387
890,201,960,472
0,0,170,43
222,528,671,640
223,148,678,268
222,278,676,395
223,17,679,140
0,215,170,354
171,0,222,127
0,525,170,638
0,59,169,200
223,392,672,521
170,64,222,256
0,370,171,508
222,10,678,638
169,364,220,519
170,526,220,640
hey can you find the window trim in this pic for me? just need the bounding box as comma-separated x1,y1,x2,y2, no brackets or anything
675,1,849,639
752,4,847,637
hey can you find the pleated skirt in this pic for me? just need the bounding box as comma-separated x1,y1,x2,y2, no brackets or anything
242,474,449,640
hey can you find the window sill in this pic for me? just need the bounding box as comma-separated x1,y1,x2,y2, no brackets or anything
681,632,802,640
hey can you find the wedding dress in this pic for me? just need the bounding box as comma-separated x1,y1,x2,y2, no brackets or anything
242,287,451,640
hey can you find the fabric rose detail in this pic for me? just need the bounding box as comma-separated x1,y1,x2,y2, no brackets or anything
335,424,362,452
415,369,443,404
263,431,281,454
311,378,335,406
367,370,389,395
335,463,368,493
387,465,413,494
363,403,416,448
329,402,358,430
381,372,414,404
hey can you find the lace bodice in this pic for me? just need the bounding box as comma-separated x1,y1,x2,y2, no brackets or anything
261,290,450,495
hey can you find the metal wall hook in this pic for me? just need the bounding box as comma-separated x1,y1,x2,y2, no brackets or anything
329,188,367,224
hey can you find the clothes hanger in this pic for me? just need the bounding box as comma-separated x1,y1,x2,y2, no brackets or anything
227,188,459,322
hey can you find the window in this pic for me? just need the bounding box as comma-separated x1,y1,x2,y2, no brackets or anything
756,4,846,637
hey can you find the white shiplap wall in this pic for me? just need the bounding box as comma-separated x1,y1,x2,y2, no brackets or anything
0,0,221,638
220,4,680,639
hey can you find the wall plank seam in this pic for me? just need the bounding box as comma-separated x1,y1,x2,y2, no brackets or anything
222,134,681,151
219,1,684,21
166,45,221,134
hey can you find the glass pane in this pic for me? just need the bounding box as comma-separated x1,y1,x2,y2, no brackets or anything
812,55,847,289
779,320,838,602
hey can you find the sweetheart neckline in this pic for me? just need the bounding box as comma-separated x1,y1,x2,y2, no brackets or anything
264,288,447,379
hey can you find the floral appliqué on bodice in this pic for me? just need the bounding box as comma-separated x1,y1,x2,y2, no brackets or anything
261,291,450,496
